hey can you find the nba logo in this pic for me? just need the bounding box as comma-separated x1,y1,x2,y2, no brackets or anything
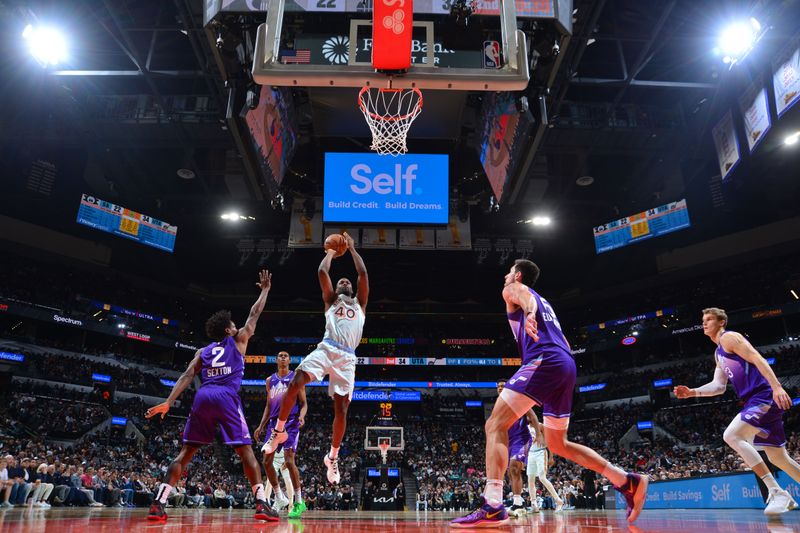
484,41,501,69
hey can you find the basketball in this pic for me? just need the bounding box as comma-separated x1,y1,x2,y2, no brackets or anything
325,233,348,257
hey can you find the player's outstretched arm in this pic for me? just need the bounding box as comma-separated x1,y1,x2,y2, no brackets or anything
236,270,272,349
344,231,369,310
319,250,337,309
674,364,728,399
146,352,202,419
723,332,792,409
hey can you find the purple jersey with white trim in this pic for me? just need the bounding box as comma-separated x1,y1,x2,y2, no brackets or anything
267,371,300,420
507,287,571,365
715,331,771,402
508,416,531,446
198,336,244,390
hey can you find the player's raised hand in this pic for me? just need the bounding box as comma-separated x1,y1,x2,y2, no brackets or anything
673,385,694,399
524,313,540,342
773,386,792,410
146,402,170,420
343,231,355,251
256,269,272,291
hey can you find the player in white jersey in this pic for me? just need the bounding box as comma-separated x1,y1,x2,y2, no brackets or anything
264,450,294,507
262,232,368,486
526,411,563,512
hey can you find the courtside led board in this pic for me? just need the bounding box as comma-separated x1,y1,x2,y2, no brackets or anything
593,199,690,254
323,152,448,224
77,194,177,252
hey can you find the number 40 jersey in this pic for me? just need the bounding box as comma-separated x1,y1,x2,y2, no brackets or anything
324,295,365,352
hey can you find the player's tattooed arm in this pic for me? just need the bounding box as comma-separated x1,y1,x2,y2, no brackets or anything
725,332,791,409
318,250,337,310
146,352,202,419
344,232,369,311
503,282,540,341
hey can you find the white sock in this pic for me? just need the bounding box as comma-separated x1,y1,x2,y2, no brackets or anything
295,489,303,504
513,494,523,506
762,473,781,491
276,487,286,500
156,483,173,504
602,463,628,487
275,419,286,432
329,446,339,459
252,483,265,501
483,479,503,507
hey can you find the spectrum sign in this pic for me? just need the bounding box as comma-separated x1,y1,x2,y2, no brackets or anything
323,152,449,224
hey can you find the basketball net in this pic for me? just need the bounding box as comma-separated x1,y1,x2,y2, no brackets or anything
358,87,423,156
379,441,391,465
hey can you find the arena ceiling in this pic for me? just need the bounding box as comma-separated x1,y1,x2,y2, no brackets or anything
1,0,799,310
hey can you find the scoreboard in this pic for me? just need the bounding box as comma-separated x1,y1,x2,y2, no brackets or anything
77,194,177,252
593,199,690,254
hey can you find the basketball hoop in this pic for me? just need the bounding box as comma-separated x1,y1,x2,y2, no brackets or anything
358,86,423,156
378,440,391,464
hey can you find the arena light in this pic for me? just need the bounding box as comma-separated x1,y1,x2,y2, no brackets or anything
22,24,67,66
791,289,799,300
785,132,800,146
717,18,762,65
221,212,255,221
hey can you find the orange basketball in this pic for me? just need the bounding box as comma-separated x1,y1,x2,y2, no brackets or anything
324,233,347,257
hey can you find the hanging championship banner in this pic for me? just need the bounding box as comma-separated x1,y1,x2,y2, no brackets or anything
323,226,361,247
738,85,771,152
288,198,324,248
398,228,435,249
772,37,800,117
436,215,472,250
711,110,740,180
362,228,398,249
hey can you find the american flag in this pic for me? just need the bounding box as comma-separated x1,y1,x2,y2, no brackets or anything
280,49,311,64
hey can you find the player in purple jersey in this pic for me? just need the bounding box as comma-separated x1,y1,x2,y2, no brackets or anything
674,307,800,515
255,351,308,517
144,270,276,523
452,260,648,529
496,380,533,518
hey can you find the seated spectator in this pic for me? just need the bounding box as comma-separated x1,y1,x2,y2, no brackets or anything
30,463,54,507
0,457,13,508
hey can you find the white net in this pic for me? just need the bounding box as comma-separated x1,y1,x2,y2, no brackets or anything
358,87,423,156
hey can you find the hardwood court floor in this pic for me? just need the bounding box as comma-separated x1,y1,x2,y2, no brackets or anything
0,507,798,532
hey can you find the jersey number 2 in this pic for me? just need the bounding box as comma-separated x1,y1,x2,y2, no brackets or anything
211,346,226,367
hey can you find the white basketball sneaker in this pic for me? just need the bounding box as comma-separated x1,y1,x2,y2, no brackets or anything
765,488,793,516
261,429,288,454
273,489,290,511
324,454,340,484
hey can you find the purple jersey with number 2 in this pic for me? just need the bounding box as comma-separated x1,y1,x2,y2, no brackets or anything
199,335,244,390
183,335,251,446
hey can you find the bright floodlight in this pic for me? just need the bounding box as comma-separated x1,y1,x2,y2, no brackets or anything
221,212,241,221
22,24,67,66
718,18,761,64
785,132,800,146
531,216,552,226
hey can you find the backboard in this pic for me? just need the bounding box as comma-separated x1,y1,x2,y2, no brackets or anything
365,425,405,451
251,0,530,90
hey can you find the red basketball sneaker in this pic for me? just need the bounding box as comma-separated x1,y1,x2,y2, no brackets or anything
147,501,168,521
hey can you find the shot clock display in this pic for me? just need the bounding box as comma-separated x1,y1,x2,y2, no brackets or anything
77,194,177,252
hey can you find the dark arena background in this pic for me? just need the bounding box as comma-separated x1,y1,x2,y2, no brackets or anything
2,0,800,531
